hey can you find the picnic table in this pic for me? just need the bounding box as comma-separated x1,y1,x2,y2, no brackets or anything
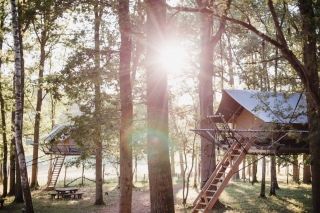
53,187,79,199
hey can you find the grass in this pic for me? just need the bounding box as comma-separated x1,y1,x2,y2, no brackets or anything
0,177,312,212
217,182,312,213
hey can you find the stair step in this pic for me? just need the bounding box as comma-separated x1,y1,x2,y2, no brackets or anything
203,195,213,200
46,155,65,189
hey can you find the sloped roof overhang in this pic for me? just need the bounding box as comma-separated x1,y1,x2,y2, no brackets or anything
213,89,308,125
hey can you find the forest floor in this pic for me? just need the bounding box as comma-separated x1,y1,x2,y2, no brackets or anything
0,176,313,213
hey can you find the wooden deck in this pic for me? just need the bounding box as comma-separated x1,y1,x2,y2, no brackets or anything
192,128,309,155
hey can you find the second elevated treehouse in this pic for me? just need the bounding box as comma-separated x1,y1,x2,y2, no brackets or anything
193,89,309,155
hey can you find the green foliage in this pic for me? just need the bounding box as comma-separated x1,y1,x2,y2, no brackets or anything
58,2,121,167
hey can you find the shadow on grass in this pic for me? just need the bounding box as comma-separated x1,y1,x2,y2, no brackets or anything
218,181,312,213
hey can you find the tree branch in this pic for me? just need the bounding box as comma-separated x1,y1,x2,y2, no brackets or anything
165,1,320,109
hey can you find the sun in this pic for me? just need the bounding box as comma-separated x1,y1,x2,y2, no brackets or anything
159,44,188,74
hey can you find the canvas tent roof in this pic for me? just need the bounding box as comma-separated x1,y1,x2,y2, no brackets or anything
41,124,70,142
215,89,307,124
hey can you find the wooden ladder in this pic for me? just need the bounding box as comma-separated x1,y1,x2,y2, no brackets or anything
46,155,66,190
192,137,255,213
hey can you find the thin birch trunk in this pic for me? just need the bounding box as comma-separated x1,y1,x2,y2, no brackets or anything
11,0,34,211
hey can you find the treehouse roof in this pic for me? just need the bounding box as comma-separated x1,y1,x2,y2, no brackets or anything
214,89,307,125
42,124,70,142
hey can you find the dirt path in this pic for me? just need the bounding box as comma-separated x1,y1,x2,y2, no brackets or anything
99,185,196,213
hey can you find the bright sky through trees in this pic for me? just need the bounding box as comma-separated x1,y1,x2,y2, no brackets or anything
160,43,188,74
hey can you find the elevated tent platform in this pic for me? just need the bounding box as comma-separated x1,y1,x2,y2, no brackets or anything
193,90,309,155
192,90,310,212
40,124,83,155
192,128,309,155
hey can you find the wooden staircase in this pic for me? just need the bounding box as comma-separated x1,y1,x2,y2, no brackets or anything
46,155,66,189
192,137,255,213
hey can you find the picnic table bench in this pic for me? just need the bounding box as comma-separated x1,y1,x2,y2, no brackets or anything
71,192,84,199
49,192,57,199
0,198,6,209
62,192,84,199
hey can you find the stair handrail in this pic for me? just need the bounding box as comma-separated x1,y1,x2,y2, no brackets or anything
193,137,245,205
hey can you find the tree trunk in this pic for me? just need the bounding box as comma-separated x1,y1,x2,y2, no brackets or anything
47,154,53,186
226,34,234,86
292,154,299,183
146,0,175,211
233,159,240,181
134,156,138,182
182,135,197,205
260,155,266,197
0,164,2,183
297,0,320,211
274,157,280,189
286,164,289,184
169,98,181,178
179,148,184,177
247,156,251,182
30,31,46,190
170,143,175,177
118,0,133,211
0,82,8,197
0,5,7,196
193,154,198,188
8,122,15,196
11,0,34,211
269,155,276,196
64,166,67,187
93,2,105,205
302,154,311,184
251,155,258,184
197,0,215,188
241,157,246,181
14,151,23,203
81,165,84,186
